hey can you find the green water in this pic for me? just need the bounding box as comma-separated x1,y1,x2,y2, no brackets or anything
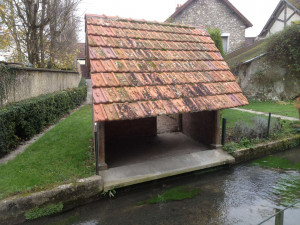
253,154,300,207
138,186,201,204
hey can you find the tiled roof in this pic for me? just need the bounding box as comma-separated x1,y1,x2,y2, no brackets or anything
167,0,253,28
86,14,248,122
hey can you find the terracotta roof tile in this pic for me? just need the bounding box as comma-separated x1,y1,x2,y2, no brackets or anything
86,14,248,121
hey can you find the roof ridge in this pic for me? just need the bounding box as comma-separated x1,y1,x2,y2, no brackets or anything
167,0,252,28
85,14,206,30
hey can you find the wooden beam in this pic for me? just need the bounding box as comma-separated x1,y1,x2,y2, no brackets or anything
284,2,287,27
286,11,296,22
97,121,107,170
211,110,221,149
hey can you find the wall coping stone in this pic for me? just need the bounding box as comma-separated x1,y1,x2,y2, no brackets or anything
231,134,300,164
8,66,78,74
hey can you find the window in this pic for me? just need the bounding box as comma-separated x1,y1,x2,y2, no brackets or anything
221,33,230,53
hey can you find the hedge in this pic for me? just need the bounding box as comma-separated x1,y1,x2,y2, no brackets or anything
0,78,87,156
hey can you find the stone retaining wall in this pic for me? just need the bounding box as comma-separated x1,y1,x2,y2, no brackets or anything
2,67,80,106
231,134,300,164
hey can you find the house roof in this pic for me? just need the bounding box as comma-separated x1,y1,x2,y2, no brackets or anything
259,0,300,37
85,14,248,122
226,39,267,68
168,0,253,28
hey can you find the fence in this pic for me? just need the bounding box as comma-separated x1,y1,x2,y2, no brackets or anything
221,109,299,146
257,200,300,225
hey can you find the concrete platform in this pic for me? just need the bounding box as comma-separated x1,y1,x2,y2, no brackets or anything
102,133,234,191
106,132,208,168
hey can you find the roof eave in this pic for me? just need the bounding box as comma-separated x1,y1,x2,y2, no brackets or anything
259,0,300,37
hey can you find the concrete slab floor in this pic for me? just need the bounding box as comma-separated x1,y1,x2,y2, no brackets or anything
102,132,235,191
102,148,235,191
105,132,208,168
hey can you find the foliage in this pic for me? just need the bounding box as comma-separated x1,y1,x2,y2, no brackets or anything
0,0,81,69
0,105,94,200
138,186,201,205
25,202,63,220
0,63,16,106
207,27,225,57
0,79,87,156
231,116,282,142
223,137,253,153
102,189,117,198
265,24,300,76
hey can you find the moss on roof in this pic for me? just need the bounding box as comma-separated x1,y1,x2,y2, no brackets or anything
225,39,267,68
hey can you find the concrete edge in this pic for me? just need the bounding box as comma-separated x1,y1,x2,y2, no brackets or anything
230,134,300,164
0,176,103,225
103,157,233,191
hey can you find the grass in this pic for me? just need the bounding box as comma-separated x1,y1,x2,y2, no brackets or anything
138,186,201,205
222,107,299,153
241,100,299,118
221,108,261,128
0,105,94,200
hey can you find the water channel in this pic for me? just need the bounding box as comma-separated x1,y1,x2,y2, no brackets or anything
24,147,300,225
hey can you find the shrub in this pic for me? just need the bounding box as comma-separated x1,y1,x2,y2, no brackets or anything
223,137,253,153
0,79,87,156
207,27,225,57
265,23,300,75
231,116,282,142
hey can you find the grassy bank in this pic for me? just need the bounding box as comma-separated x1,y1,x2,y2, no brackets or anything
241,101,298,118
222,106,299,152
0,105,94,200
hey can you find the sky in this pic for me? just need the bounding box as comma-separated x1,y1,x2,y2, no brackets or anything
77,0,280,41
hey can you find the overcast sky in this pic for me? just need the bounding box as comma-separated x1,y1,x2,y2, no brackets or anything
77,0,280,41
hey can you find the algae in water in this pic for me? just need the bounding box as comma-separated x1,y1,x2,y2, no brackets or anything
138,186,201,205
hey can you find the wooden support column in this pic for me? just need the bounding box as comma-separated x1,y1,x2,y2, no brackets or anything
97,121,107,170
210,110,222,149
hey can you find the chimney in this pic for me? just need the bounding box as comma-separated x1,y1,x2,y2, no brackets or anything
176,4,182,11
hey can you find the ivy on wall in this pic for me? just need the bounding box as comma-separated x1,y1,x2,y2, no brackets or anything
207,27,225,58
265,23,300,76
0,64,16,107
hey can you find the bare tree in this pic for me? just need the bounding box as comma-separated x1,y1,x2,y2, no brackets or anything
0,0,81,69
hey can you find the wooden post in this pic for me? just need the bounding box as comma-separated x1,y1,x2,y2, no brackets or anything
97,121,107,170
211,110,222,149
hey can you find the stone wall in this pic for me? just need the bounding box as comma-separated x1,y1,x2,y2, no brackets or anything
2,67,81,106
235,56,300,101
171,0,246,52
182,111,220,147
105,117,157,141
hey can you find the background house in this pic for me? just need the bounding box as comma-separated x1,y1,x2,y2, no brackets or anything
258,0,300,38
76,42,88,78
167,0,253,53
226,0,300,101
